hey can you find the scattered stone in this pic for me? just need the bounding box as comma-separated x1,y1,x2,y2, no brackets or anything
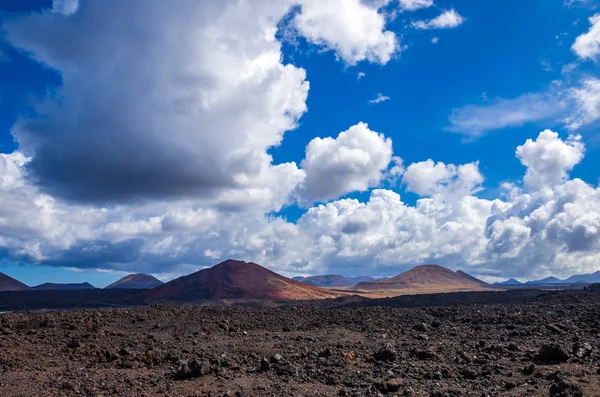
374,347,396,362
319,347,332,358
536,344,570,363
413,323,428,332
260,357,271,372
549,377,583,397
416,350,437,360
270,354,283,363
572,342,592,358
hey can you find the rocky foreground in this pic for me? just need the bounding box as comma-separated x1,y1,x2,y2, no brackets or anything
1,290,599,396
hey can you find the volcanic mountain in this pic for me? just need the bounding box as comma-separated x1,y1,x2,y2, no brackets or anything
353,264,493,296
0,272,30,291
33,282,96,291
106,273,163,289
145,260,344,301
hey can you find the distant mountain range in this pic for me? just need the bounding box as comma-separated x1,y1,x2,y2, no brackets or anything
33,282,96,291
106,273,163,289
2,262,599,303
495,270,600,286
292,275,376,287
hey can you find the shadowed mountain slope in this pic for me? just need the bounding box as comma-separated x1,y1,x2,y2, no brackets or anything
0,272,30,292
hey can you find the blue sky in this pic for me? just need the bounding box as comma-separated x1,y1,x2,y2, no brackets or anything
1,0,600,287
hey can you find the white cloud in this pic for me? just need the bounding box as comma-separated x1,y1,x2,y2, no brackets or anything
398,0,434,11
431,37,439,44
52,0,78,15
448,93,563,137
413,9,465,30
292,0,399,65
369,93,391,103
516,130,584,190
297,122,393,202
357,71,366,80
2,130,600,280
402,160,484,197
572,13,600,61
566,78,600,129
448,78,600,137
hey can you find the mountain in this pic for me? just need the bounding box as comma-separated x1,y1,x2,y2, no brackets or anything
354,264,492,294
293,275,378,287
495,278,523,286
525,276,564,285
145,259,344,301
293,275,354,287
0,272,31,291
348,276,377,284
564,270,600,284
33,282,96,291
106,273,163,289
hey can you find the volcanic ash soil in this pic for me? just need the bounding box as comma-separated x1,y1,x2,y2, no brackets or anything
1,292,600,396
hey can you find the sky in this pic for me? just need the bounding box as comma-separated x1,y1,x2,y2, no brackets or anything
1,0,600,287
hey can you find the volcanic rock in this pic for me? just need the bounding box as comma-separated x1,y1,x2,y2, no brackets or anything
33,282,95,291
536,344,570,363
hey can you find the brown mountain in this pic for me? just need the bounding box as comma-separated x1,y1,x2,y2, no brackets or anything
106,273,163,289
145,260,344,301
354,264,492,295
0,272,30,291
33,282,96,291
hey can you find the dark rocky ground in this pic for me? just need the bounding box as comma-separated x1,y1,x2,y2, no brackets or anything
1,288,599,396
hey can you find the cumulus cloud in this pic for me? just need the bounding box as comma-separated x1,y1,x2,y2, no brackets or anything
516,130,584,190
412,9,465,30
4,0,403,206
292,0,399,65
402,160,484,197
566,78,600,129
572,14,600,61
297,122,393,202
2,129,600,281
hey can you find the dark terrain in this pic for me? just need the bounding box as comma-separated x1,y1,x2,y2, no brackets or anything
1,288,599,396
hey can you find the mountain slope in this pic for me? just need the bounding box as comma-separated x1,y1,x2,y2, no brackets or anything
145,260,344,301
0,272,30,291
33,282,96,291
354,265,492,293
106,274,163,289
525,276,564,285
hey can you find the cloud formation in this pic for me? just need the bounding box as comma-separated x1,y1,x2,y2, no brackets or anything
413,9,465,30
572,13,600,61
448,78,600,137
297,123,393,203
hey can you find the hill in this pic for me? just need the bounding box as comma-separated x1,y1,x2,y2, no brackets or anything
145,260,344,301
33,282,96,291
495,278,523,286
0,272,30,291
106,273,163,289
525,276,564,285
353,265,493,297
